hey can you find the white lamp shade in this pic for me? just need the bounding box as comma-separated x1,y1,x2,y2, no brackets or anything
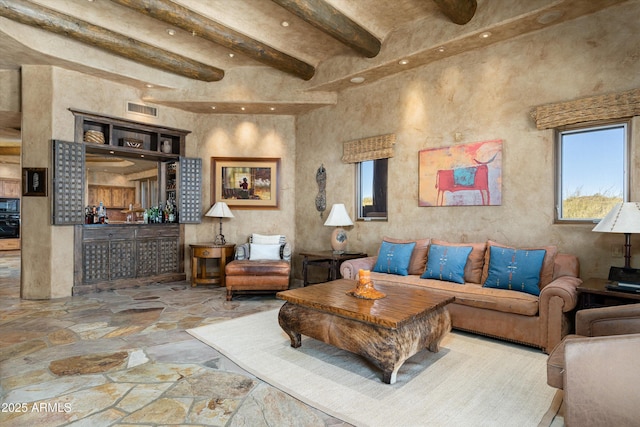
324,203,353,227
205,202,234,218
592,202,640,233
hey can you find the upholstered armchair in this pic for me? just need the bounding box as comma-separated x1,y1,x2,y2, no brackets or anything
547,303,640,426
224,234,291,301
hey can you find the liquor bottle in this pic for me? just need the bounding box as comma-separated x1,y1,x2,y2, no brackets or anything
167,198,175,223
98,202,105,224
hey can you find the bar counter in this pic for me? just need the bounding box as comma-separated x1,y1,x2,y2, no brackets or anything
73,223,185,295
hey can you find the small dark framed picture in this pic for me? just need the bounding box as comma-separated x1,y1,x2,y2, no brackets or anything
22,168,48,197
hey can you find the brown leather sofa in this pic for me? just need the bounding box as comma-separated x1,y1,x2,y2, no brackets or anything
340,238,582,353
225,234,291,301
546,303,640,426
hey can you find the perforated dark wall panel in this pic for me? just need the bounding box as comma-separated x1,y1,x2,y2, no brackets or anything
53,140,85,224
179,157,202,223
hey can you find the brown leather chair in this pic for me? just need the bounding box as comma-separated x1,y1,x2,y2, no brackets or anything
225,235,291,301
547,303,640,426
563,333,640,426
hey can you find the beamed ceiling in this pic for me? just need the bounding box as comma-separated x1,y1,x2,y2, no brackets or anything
0,0,630,143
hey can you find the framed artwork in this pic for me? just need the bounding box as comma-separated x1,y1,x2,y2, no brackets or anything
22,167,48,197
419,139,502,206
212,157,280,209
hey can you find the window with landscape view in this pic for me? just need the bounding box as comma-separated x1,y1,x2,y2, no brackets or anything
556,122,629,222
357,158,388,220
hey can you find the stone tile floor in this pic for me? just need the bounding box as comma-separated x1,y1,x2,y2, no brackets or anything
0,252,350,426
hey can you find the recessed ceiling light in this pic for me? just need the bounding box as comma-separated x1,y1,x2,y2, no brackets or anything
281,21,290,27
241,107,246,111
350,76,365,84
166,29,176,36
398,59,409,65
211,106,216,110
140,155,145,158
437,46,446,53
228,53,235,58
480,31,492,39
270,107,276,111
145,84,154,88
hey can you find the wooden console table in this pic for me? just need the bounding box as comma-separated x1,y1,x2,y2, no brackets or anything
300,250,367,286
190,243,235,287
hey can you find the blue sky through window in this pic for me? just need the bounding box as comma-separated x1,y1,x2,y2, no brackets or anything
360,160,373,200
561,125,625,199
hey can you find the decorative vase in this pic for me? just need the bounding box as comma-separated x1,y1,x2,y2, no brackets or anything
161,140,172,153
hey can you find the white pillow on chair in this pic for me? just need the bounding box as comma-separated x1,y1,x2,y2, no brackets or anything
249,243,281,260
251,234,282,245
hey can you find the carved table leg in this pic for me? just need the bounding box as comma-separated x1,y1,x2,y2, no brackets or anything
278,303,302,348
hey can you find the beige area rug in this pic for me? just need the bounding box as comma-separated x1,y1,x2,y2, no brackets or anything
188,309,557,427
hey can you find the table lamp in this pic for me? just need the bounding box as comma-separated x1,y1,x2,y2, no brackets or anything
205,202,234,245
592,202,640,269
324,203,353,253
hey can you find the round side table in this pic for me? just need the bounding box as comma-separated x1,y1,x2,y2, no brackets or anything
190,243,235,287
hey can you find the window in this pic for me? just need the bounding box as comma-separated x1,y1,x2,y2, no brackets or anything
556,122,629,222
356,158,388,220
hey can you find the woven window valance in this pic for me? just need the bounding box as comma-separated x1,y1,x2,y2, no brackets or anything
531,88,640,130
342,133,396,163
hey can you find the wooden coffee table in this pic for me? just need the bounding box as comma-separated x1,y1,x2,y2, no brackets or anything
276,279,454,384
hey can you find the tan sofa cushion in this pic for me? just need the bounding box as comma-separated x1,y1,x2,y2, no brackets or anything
382,237,430,275
482,240,557,288
369,272,539,316
431,239,486,284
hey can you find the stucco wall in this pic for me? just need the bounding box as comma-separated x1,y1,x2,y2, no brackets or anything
21,66,54,299
187,115,297,253
295,4,640,280
21,67,196,298
17,3,640,297
20,67,297,297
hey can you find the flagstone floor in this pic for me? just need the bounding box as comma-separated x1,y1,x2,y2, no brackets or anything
0,252,350,427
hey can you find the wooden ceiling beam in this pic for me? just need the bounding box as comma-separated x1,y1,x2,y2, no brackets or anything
271,0,381,58
0,0,224,82
111,0,316,81
432,0,477,25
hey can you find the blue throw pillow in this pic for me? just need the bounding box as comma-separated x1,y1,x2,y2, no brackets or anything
483,246,546,296
421,244,472,284
373,241,416,276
